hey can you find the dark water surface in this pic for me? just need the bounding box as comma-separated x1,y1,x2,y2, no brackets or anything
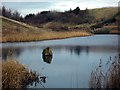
1,35,119,88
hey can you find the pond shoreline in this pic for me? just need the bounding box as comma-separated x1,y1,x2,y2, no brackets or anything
1,33,119,43
1,32,92,43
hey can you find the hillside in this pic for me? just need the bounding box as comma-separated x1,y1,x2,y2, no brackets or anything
1,16,91,42
1,7,119,42
89,7,118,21
89,7,120,34
1,16,42,34
24,7,119,26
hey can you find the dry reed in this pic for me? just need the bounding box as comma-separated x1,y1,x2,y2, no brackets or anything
89,55,120,89
2,31,92,42
2,60,39,88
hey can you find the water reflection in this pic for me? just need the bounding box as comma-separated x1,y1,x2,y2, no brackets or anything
2,47,24,60
1,45,119,61
69,46,90,56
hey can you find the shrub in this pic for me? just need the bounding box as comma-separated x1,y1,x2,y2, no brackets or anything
93,28,111,34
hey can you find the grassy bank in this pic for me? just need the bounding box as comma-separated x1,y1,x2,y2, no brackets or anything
2,60,39,88
2,31,92,42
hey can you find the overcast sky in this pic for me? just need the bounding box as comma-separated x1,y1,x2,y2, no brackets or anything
1,0,119,17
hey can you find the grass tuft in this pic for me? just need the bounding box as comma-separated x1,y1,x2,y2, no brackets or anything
2,60,39,88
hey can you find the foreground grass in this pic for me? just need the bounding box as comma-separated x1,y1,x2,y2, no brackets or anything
2,60,39,88
89,55,120,88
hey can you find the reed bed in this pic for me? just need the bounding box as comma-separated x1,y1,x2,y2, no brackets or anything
2,31,92,42
2,60,39,88
89,55,120,88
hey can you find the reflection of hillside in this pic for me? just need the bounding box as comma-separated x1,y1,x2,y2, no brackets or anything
69,46,119,56
2,45,119,60
49,45,119,56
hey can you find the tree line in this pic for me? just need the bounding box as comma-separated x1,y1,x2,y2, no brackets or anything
25,7,95,25
0,6,24,22
1,6,94,25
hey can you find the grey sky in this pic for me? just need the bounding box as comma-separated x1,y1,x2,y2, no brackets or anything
2,0,119,17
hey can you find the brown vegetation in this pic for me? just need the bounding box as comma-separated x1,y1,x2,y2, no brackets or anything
2,60,39,88
2,31,91,42
89,55,120,88
110,30,120,34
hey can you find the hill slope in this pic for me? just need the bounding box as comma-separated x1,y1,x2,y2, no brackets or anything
1,16,42,34
1,16,91,42
89,7,118,21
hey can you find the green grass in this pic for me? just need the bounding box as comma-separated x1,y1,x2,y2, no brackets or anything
89,7,118,21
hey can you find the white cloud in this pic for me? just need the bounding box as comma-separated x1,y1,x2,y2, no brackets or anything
51,0,119,11
2,0,119,16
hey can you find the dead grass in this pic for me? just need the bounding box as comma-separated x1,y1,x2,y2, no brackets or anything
89,55,120,88
2,31,92,42
2,60,39,88
110,30,120,34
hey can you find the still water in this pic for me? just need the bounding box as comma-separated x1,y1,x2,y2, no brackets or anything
1,35,119,88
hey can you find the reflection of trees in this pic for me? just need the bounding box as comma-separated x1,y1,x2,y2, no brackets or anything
2,47,23,60
86,46,89,55
73,46,81,56
69,46,81,56
50,45,90,56
69,46,90,56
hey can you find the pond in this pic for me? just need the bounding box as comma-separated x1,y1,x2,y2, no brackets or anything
1,35,120,88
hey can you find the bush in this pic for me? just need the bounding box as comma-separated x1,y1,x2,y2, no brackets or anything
93,28,111,34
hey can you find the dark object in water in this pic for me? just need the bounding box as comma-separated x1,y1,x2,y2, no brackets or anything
42,55,52,64
42,47,53,64
42,47,52,56
40,76,47,83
